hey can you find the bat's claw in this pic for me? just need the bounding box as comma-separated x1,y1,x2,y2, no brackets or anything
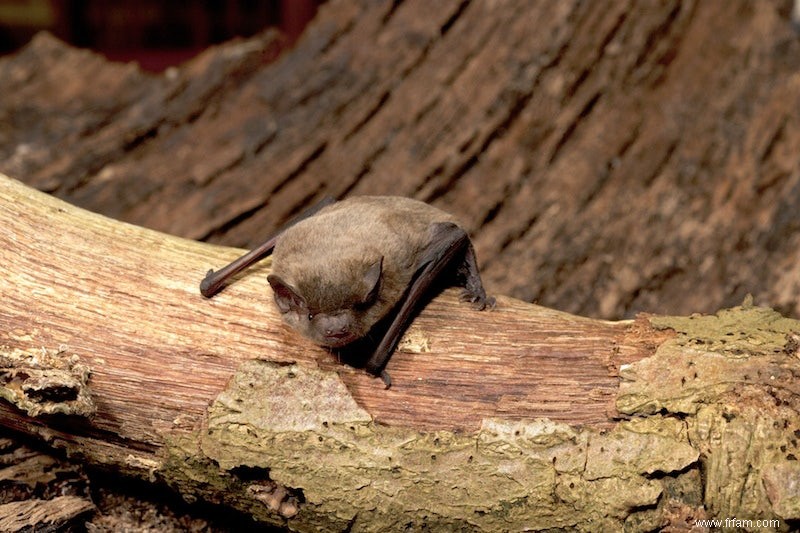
460,290,495,311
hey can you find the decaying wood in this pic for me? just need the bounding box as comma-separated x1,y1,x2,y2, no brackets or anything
0,439,94,531
2,0,800,324
0,497,95,531
3,173,800,530
4,0,800,528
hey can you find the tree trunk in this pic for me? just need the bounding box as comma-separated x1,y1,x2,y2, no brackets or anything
2,173,800,530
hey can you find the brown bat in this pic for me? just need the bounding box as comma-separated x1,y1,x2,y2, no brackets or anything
200,196,494,387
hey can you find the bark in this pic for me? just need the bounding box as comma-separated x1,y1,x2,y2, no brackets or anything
2,173,800,530
2,1,800,324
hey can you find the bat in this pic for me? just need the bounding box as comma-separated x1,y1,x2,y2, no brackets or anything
200,196,494,387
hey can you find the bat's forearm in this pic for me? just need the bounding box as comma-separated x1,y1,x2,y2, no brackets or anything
200,238,278,297
200,196,336,297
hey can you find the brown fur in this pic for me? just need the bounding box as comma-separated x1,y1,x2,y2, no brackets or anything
268,196,459,347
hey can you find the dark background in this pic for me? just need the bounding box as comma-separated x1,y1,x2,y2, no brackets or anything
0,0,321,71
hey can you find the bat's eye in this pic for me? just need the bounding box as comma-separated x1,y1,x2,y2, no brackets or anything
307,313,314,321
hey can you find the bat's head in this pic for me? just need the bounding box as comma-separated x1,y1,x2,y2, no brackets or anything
267,257,383,347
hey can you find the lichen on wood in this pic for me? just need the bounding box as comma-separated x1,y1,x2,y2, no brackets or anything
0,344,94,417
618,301,800,525
183,360,700,531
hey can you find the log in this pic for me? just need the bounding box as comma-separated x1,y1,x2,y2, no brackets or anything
2,173,800,531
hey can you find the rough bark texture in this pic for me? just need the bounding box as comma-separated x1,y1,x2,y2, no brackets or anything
2,174,800,530
1,0,800,324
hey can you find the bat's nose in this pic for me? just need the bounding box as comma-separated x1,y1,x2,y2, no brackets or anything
321,327,356,348
325,327,349,338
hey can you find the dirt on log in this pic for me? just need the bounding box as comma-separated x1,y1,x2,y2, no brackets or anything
1,0,800,323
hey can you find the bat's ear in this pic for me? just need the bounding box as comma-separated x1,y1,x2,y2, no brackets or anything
361,256,383,305
267,275,307,313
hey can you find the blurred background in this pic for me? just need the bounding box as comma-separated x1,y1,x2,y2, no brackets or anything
0,0,322,71
1,0,799,323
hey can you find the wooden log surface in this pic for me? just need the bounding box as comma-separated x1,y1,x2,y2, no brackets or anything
3,172,800,530
3,0,800,528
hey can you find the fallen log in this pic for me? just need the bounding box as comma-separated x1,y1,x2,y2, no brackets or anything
1,173,799,531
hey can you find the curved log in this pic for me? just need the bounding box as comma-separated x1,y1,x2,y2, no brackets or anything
2,174,800,530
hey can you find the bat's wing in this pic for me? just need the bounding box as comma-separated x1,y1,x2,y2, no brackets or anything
365,222,493,387
199,196,336,297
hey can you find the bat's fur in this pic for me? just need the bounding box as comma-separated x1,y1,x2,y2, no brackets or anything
202,195,492,384
268,196,461,347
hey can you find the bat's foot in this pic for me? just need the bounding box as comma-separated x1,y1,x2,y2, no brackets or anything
365,359,392,388
457,243,494,310
460,289,496,311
